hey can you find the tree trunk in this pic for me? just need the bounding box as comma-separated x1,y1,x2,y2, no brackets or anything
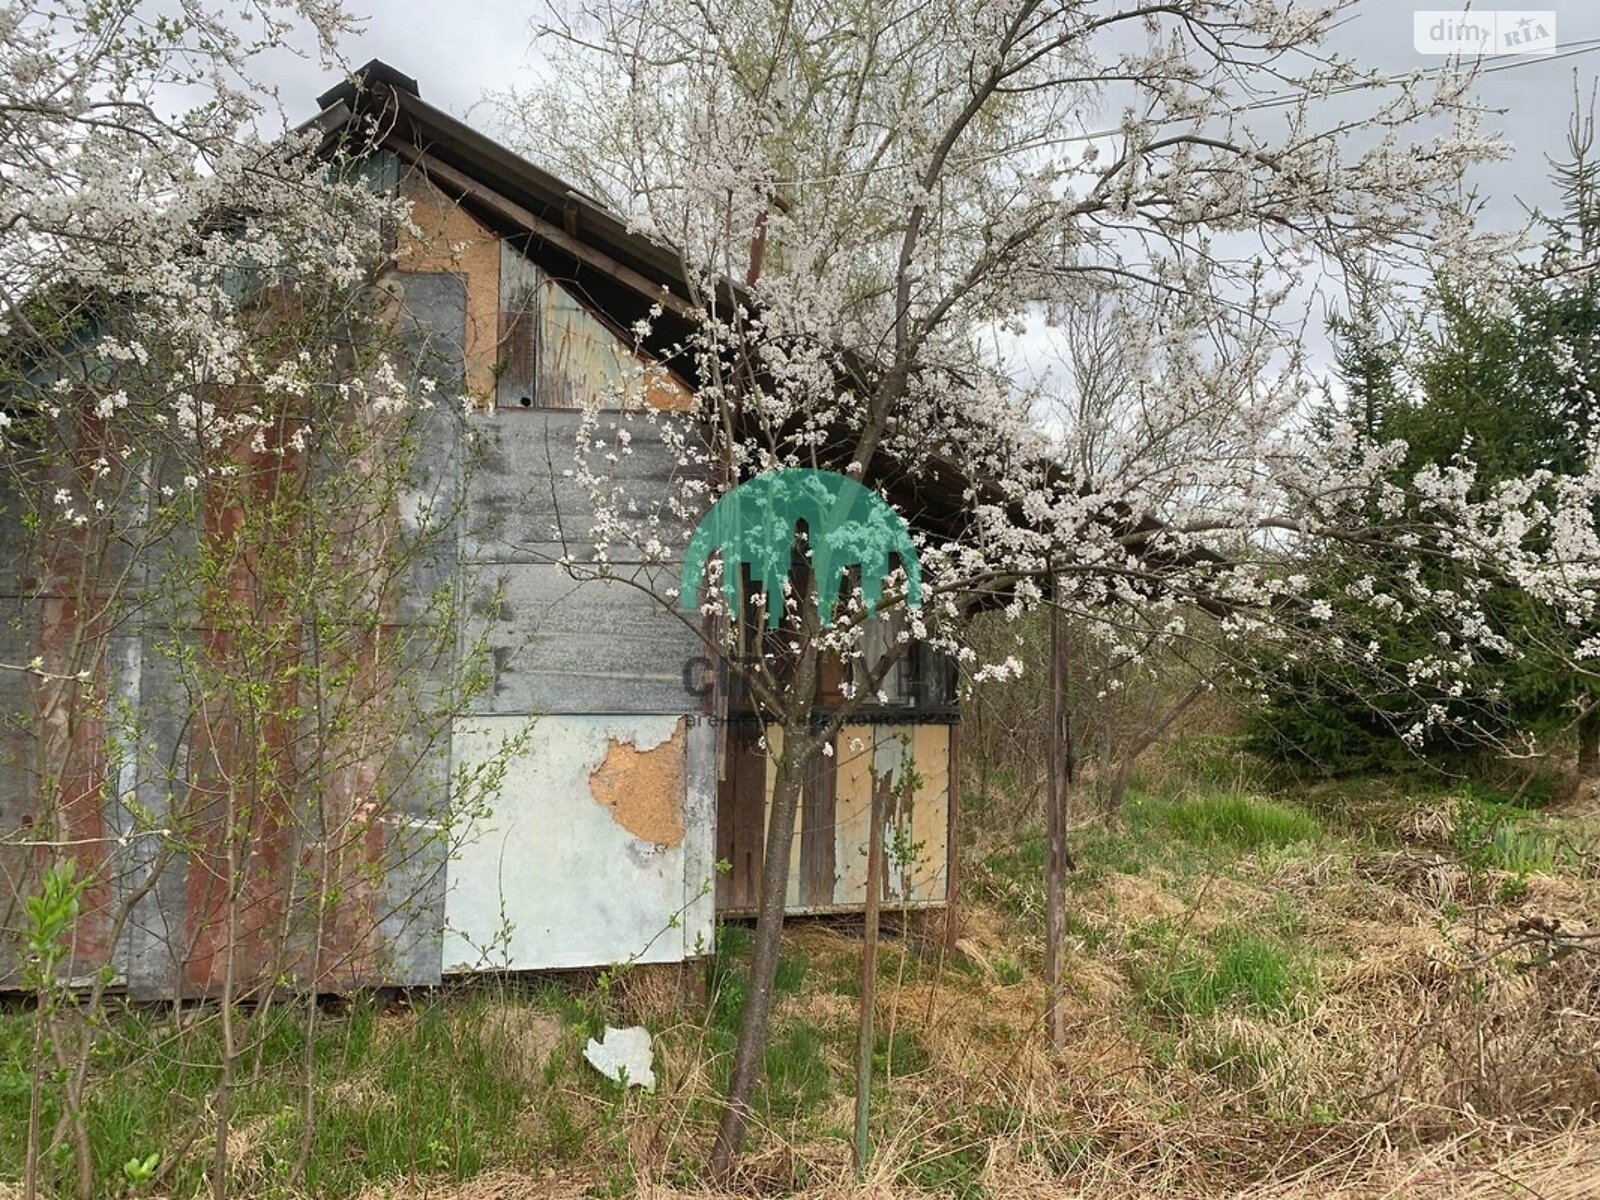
1580,705,1600,780
853,774,885,1179
1043,602,1071,1052
710,734,811,1181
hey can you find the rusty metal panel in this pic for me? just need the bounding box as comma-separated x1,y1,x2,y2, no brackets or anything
2,236,727,992
0,269,473,999
443,714,714,971
0,595,34,988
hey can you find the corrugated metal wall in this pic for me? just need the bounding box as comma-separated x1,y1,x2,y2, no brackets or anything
0,262,468,998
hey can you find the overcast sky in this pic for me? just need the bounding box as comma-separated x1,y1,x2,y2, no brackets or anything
255,1,1600,238
253,1,1600,392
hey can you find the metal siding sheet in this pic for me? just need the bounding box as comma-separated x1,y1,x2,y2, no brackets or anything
443,714,711,971
118,270,470,998
119,627,192,999
873,731,909,902
461,408,696,566
373,270,471,987
681,719,719,957
395,176,500,403
463,564,702,716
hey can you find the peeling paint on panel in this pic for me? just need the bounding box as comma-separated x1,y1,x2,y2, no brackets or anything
833,725,877,902
589,721,687,847
817,723,950,911
444,714,714,973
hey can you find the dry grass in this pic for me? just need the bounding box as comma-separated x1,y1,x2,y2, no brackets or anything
23,778,1600,1200
473,1002,565,1089
350,1128,1600,1199
166,850,1600,1200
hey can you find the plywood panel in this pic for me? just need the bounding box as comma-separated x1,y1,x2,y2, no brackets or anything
494,242,691,412
718,721,766,912
762,724,804,909
832,725,878,903
832,724,950,908
908,725,951,901
396,175,500,405
800,745,838,906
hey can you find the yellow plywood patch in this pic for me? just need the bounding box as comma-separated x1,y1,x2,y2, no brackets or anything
909,725,951,901
588,721,686,846
643,364,693,412
396,175,501,405
828,725,950,906
833,725,878,901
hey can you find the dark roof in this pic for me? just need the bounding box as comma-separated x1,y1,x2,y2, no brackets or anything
303,60,696,323
301,61,1007,545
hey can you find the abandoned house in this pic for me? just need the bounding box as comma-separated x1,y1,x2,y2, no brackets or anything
0,61,969,997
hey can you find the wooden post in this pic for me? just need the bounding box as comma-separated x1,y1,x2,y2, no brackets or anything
1043,596,1070,1052
853,773,887,1179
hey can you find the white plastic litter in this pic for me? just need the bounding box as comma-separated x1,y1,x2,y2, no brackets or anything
583,1024,657,1091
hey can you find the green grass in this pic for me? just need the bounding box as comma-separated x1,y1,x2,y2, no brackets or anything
705,922,838,1125
761,1021,832,1118
977,789,1327,921
1128,922,1313,1021
1451,787,1564,878
1137,792,1322,851
0,989,577,1198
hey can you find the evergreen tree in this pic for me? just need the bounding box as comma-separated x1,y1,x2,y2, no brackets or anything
1252,107,1600,777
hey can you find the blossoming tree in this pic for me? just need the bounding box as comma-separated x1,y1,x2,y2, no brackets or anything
500,0,1600,1175
0,6,511,1197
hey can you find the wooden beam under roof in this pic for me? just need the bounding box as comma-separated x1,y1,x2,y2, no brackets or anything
384,137,697,321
